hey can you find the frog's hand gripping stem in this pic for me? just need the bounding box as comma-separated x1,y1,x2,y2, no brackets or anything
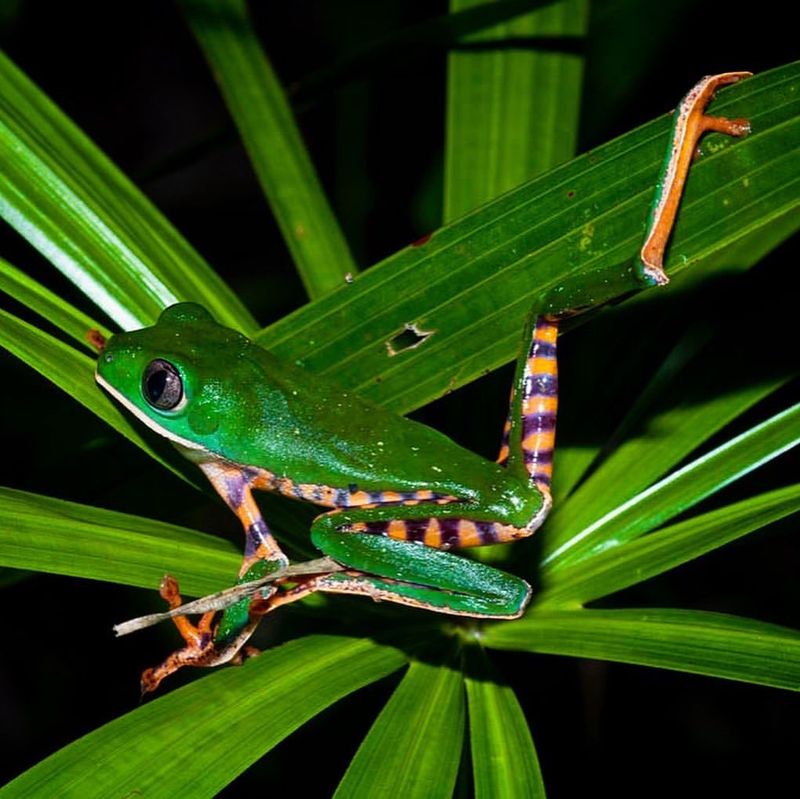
139,574,265,696
639,71,751,286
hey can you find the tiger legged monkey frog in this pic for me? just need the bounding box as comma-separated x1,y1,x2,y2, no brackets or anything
95,73,750,693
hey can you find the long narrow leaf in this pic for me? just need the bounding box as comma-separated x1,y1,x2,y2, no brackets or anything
538,483,800,607
543,402,800,569
545,355,792,552
1,635,406,798
0,487,237,597
181,0,357,299
0,308,186,478
294,0,559,108
256,63,800,413
551,206,800,500
0,49,255,331
0,257,110,351
445,0,588,221
334,659,465,798
464,647,545,798
484,608,800,690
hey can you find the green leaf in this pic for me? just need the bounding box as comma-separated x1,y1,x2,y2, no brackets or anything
464,647,545,798
550,200,800,502
1,635,406,798
0,308,185,478
542,402,800,569
484,609,800,690
294,0,563,108
0,256,110,352
545,340,793,551
334,658,465,798
0,49,255,332
538,483,800,607
255,63,800,413
0,487,237,596
181,0,357,300
445,0,588,221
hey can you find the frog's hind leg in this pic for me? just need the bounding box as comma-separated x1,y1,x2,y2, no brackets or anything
639,71,751,285
498,312,560,534
247,537,532,619
514,314,559,492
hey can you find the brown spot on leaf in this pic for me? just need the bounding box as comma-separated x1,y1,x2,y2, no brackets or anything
86,328,107,353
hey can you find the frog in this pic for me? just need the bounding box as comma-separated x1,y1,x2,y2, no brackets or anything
95,72,750,693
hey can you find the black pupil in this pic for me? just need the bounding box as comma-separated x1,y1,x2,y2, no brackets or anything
143,360,183,410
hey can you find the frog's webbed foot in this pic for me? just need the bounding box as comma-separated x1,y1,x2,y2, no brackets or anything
139,574,262,696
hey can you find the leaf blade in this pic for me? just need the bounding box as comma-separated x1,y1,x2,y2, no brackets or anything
181,0,357,299
0,635,406,798
0,257,110,352
484,608,800,690
0,308,190,481
464,648,545,798
0,49,255,331
546,349,793,553
542,402,800,570
538,483,800,607
445,0,588,221
0,486,236,596
255,63,800,413
334,658,465,799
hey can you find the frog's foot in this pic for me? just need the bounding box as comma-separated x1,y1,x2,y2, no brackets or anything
639,71,751,286
139,574,259,696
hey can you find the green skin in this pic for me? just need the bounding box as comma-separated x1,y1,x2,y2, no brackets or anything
95,73,749,678
96,303,543,647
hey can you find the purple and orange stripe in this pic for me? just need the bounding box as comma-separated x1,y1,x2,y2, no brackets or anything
519,316,559,487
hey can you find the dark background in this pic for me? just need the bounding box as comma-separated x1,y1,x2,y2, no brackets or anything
1,1,798,795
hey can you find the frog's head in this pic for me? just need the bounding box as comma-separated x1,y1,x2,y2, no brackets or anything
95,303,251,454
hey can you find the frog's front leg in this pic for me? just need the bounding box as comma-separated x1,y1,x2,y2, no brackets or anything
198,460,290,577
140,461,289,694
139,573,263,695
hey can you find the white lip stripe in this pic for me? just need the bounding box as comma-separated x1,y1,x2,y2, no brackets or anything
95,372,206,453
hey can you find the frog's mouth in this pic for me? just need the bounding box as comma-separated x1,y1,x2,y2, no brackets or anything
95,372,206,454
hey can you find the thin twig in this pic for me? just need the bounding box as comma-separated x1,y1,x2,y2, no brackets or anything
113,557,343,637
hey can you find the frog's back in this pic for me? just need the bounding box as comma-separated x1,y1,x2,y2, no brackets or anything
217,342,507,502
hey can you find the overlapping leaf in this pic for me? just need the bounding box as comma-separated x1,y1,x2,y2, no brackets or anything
0,49,254,331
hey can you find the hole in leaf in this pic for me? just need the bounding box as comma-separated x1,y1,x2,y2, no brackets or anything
386,323,434,356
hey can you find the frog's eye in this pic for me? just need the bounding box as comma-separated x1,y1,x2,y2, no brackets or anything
143,359,185,411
